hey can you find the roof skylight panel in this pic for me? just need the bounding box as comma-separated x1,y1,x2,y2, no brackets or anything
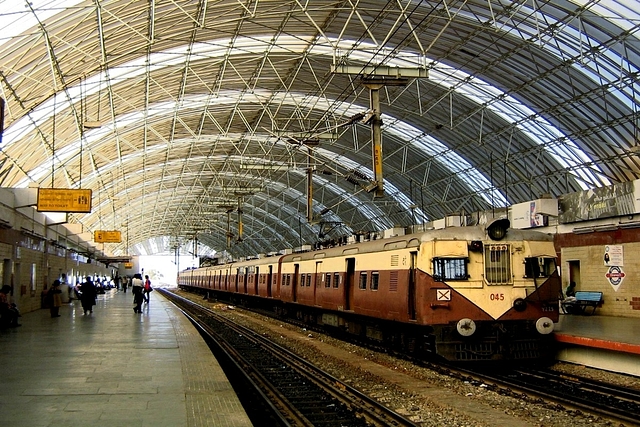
0,0,84,47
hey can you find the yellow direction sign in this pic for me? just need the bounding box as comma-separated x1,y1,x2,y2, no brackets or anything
37,188,92,213
94,230,122,243
124,262,133,269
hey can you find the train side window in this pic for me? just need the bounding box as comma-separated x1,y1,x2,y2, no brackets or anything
333,272,340,288
307,273,312,286
370,272,379,290
432,257,468,281
325,273,331,288
524,257,556,278
300,274,306,287
359,272,367,290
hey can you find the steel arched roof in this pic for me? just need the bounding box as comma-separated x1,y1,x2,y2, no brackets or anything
0,0,639,257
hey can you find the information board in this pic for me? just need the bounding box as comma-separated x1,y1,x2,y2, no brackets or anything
37,188,92,213
94,230,122,243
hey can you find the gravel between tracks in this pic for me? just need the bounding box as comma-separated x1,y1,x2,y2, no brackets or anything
175,291,638,427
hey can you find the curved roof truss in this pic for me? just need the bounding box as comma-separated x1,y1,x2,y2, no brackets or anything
0,0,638,257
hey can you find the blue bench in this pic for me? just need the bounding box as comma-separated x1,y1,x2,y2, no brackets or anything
562,291,603,316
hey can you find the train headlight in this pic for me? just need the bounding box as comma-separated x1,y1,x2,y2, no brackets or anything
456,318,477,337
513,298,527,312
486,218,510,240
535,317,554,335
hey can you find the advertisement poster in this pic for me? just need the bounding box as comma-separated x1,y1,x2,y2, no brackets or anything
604,245,623,266
559,180,637,223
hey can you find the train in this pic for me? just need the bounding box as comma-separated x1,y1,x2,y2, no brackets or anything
177,218,561,362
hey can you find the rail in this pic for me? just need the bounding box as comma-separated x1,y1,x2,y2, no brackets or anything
159,289,420,427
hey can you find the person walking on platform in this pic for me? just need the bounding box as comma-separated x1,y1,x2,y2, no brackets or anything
80,277,97,315
47,280,63,318
143,275,153,304
132,274,144,313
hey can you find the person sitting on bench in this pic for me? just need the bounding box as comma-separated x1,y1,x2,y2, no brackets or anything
565,281,576,298
561,282,578,314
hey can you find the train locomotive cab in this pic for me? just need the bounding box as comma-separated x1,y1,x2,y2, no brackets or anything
427,218,561,362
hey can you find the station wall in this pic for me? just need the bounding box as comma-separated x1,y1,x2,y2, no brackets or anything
0,237,114,315
556,229,640,318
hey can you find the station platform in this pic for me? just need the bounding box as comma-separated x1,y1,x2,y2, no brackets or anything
0,288,253,427
554,314,640,377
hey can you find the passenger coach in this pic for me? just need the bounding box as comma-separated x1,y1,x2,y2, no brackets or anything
179,219,561,362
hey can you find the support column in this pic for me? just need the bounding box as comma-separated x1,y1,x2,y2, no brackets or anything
367,84,384,197
306,146,314,221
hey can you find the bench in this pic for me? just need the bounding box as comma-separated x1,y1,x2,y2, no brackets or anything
561,291,603,315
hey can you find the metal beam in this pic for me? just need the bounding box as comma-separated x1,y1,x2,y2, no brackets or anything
331,64,428,79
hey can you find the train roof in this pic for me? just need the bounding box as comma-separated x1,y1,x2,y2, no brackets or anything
185,224,555,270
280,224,554,262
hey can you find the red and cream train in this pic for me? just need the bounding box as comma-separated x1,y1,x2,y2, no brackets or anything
177,219,561,362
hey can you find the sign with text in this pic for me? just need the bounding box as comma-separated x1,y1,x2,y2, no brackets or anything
124,262,133,269
604,245,623,266
37,188,92,213
94,230,122,243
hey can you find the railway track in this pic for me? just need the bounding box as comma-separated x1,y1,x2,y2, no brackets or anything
444,364,640,426
244,303,640,425
169,289,640,426
499,367,640,424
160,289,419,427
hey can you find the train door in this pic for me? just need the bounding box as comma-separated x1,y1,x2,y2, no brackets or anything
408,251,417,320
292,264,299,302
267,265,273,297
254,267,259,294
314,261,321,305
243,269,248,294
345,258,355,311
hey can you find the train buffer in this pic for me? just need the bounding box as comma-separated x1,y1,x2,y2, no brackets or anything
562,291,603,316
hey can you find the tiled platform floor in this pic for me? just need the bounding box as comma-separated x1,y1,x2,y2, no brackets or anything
0,288,253,427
